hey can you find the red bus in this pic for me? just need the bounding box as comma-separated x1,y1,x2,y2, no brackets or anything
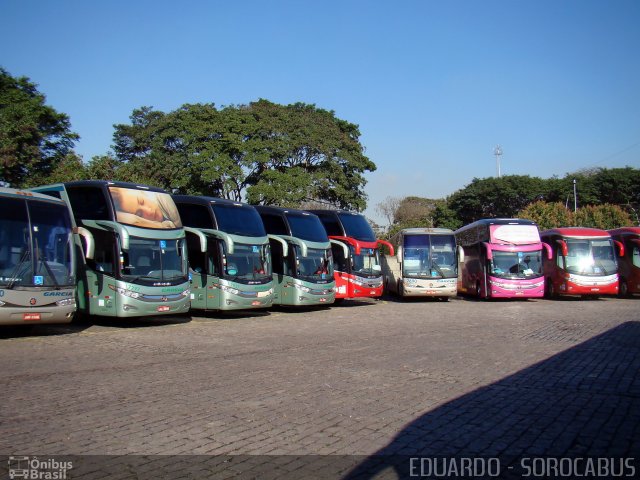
608,227,640,296
308,210,394,299
540,227,623,298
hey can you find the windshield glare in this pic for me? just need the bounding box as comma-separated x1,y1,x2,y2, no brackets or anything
352,247,381,277
402,235,457,279
121,237,187,283
490,250,543,279
565,239,617,276
294,247,333,283
223,243,272,284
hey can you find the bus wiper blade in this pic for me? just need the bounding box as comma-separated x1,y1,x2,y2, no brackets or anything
430,261,445,278
7,249,31,289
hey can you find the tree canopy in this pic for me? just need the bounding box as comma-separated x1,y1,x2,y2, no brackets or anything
0,67,79,187
109,100,375,210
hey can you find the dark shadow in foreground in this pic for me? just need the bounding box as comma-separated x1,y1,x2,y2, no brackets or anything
344,321,640,479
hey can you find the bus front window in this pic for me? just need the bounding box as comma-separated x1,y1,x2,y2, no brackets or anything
223,243,272,285
490,250,543,279
122,237,187,284
565,239,616,276
295,247,333,283
351,248,381,278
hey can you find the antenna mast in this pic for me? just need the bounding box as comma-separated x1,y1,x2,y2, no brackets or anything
494,145,503,178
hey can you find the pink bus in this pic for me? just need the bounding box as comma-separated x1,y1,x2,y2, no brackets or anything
455,218,551,299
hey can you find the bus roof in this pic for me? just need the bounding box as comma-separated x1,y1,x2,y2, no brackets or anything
456,218,537,231
50,180,170,193
608,227,640,237
398,227,455,235
540,227,611,238
0,187,67,204
306,209,376,241
172,194,251,208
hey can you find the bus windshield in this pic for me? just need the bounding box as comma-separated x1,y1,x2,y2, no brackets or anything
565,239,617,276
490,250,543,279
351,247,381,278
0,198,74,288
286,214,328,242
403,234,457,279
223,243,272,284
294,247,333,283
338,213,376,241
122,237,187,284
212,204,266,237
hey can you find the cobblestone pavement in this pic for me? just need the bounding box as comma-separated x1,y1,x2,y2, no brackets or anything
0,296,639,478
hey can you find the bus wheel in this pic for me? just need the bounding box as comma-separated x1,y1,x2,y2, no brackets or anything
398,280,405,298
618,278,629,297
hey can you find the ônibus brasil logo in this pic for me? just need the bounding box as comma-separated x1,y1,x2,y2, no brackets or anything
8,456,72,480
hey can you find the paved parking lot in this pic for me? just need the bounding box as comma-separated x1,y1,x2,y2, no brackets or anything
1,296,639,478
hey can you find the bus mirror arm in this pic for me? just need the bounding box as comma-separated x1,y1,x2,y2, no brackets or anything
614,240,625,257
377,239,395,256
396,246,403,263
556,239,568,257
482,242,493,260
330,239,349,260
542,242,553,260
457,245,465,263
268,235,288,257
74,226,94,260
202,229,234,254
184,227,207,253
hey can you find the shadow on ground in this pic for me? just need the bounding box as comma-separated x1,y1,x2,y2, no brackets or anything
343,321,640,479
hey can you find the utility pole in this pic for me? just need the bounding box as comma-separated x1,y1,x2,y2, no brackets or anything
494,145,503,178
573,178,577,212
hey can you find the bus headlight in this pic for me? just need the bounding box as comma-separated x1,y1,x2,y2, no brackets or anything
108,284,142,299
56,298,76,307
220,285,240,295
293,283,311,293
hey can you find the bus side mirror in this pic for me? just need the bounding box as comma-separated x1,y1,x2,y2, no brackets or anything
614,240,625,257
556,239,568,257
457,245,464,263
482,242,493,260
74,226,94,260
542,242,553,260
396,246,403,263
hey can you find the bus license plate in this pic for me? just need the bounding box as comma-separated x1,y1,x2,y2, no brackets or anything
157,306,170,312
23,313,41,321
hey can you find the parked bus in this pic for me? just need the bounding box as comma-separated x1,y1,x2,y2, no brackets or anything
308,210,394,300
33,181,190,317
381,228,459,300
540,227,623,298
608,227,640,296
255,206,335,306
172,196,274,311
455,218,551,299
0,188,86,325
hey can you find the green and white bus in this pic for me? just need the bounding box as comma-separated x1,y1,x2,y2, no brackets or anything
173,196,274,311
255,206,335,306
33,181,190,317
0,188,85,325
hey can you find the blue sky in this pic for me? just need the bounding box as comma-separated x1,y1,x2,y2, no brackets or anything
2,0,639,224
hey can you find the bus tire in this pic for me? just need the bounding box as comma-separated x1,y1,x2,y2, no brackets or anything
475,282,483,299
397,280,405,299
618,278,629,297
545,278,556,299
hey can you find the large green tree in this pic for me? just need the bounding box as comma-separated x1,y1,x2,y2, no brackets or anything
111,100,375,210
0,67,79,187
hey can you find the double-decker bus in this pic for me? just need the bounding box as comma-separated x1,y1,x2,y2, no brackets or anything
0,188,86,325
381,228,459,300
455,218,551,299
33,181,190,317
540,227,622,298
172,196,274,311
608,227,640,296
255,206,335,306
308,210,394,300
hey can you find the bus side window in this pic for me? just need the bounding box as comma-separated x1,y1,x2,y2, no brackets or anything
633,246,640,268
331,244,348,272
